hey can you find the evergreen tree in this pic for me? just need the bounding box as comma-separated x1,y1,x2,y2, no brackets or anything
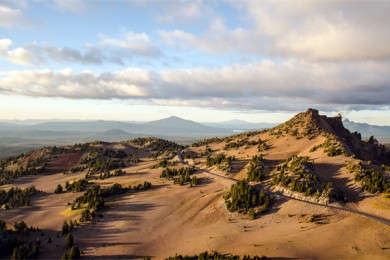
66,233,74,247
68,246,81,259
55,184,63,194
62,221,69,235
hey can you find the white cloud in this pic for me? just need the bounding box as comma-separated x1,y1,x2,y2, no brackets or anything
155,0,208,23
1,60,389,111
160,1,390,61
99,31,161,57
0,39,12,52
6,47,38,66
0,4,31,28
0,68,154,99
0,33,162,66
0,39,37,66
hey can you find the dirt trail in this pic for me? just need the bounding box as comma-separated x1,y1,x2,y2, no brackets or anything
202,166,390,227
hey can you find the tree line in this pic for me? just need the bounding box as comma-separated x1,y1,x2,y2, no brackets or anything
0,186,40,209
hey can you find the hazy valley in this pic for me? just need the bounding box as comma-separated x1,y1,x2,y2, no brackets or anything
0,109,389,259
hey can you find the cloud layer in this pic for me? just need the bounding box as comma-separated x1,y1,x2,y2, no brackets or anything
1,60,389,111
0,1,390,113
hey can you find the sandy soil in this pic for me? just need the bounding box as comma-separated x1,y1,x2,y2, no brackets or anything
0,133,389,259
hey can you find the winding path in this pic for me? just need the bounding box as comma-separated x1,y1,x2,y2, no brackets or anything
199,163,390,226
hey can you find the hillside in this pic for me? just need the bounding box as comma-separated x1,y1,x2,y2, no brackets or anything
0,109,389,259
0,117,233,158
203,119,277,131
343,118,390,143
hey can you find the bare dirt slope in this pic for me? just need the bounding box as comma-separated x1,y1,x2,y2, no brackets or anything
0,111,389,259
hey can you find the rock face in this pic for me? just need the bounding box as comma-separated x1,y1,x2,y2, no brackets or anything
291,108,390,164
239,108,388,164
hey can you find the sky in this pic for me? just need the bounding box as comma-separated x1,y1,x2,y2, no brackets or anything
0,0,389,125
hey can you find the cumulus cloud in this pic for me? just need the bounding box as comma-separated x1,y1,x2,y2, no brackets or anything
1,60,389,111
0,3,31,28
154,0,209,23
160,1,390,61
0,32,161,66
0,68,155,99
99,30,162,57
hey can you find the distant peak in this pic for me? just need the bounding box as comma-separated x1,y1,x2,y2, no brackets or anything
167,116,182,120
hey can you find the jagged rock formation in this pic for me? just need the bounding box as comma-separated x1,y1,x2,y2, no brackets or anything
272,108,390,164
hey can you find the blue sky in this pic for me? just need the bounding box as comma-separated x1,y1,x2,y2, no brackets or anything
0,0,389,125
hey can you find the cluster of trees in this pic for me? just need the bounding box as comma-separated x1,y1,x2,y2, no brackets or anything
224,180,270,216
160,167,198,186
79,147,128,176
247,155,265,182
0,186,39,209
61,221,81,259
61,233,81,260
0,166,45,186
72,182,152,211
97,169,126,180
79,209,95,222
87,157,125,174
0,143,92,185
62,220,78,235
271,156,341,200
96,148,127,159
0,220,41,259
65,179,89,192
191,137,223,147
224,138,264,151
127,155,140,164
153,158,170,168
347,162,389,193
271,156,319,196
167,251,266,260
66,166,87,174
206,154,234,167
131,138,183,152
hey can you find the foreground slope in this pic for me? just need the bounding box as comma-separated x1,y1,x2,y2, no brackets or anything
0,110,389,259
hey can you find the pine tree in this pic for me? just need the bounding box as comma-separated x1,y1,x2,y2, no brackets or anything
66,233,74,247
68,246,81,259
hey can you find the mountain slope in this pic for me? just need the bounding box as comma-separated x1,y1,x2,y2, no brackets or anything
0,109,389,259
270,108,390,164
343,118,390,143
142,116,232,135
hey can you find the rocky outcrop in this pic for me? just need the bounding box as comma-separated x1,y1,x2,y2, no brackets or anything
274,108,390,164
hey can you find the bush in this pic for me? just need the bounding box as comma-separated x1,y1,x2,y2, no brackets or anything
55,184,63,194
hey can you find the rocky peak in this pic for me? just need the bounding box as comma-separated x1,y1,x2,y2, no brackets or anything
271,109,390,164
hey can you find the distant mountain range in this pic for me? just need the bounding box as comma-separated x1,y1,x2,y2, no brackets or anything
202,119,277,131
342,118,390,143
0,116,389,158
0,116,234,157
